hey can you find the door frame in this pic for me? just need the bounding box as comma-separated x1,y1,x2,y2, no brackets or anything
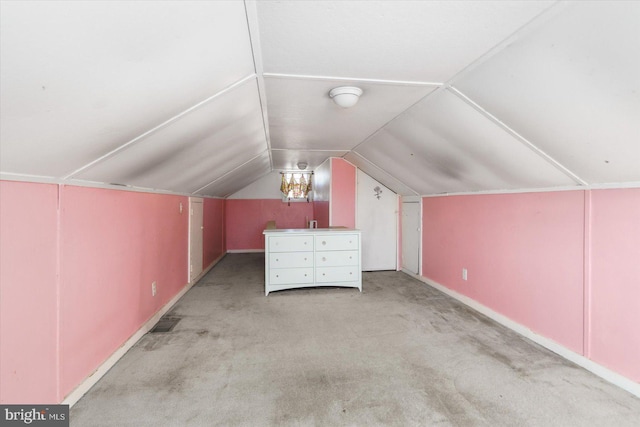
188,197,204,283
401,197,422,276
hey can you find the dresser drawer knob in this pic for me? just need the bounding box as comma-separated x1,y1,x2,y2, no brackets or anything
276,275,279,278
276,259,279,262
322,257,326,262
322,241,326,245
350,272,352,275
349,256,352,259
322,273,325,276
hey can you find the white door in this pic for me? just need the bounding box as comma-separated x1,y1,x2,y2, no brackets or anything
402,201,421,275
356,170,397,271
189,198,204,282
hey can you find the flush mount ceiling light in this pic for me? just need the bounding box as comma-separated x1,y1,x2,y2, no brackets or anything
329,86,363,108
297,161,308,170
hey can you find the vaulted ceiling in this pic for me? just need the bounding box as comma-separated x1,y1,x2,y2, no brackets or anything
1,1,638,197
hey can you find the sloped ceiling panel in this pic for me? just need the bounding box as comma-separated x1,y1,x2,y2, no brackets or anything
453,1,640,185
265,77,436,151
272,150,348,171
198,152,271,198
257,0,554,81
343,152,418,196
355,90,578,195
0,1,255,178
75,80,266,194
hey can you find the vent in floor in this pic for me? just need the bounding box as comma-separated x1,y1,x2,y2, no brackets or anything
150,316,181,333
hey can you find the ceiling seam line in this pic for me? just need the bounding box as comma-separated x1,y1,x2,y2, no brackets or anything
448,87,588,186
271,149,351,152
192,150,269,195
221,169,273,198
263,72,442,87
443,1,571,87
244,0,274,172
61,73,257,181
348,85,447,154
347,151,420,196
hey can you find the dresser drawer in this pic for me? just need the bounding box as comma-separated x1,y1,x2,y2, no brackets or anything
270,252,313,269
268,235,313,253
315,250,358,267
315,234,359,251
316,266,359,283
270,268,314,285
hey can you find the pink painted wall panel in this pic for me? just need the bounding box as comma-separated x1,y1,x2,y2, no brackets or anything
313,201,330,229
225,199,314,250
203,198,225,268
59,186,188,398
589,188,640,381
398,198,403,271
422,191,585,354
0,181,59,403
330,158,356,228
313,160,331,229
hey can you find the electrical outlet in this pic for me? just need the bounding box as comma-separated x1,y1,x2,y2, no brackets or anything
179,202,183,214
152,281,157,296
462,268,468,281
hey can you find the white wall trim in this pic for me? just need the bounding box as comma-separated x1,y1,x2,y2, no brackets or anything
421,183,640,198
0,176,225,199
62,252,226,407
226,249,265,253
406,272,640,398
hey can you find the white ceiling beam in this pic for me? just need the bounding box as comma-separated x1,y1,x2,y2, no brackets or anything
448,87,588,186
63,74,257,180
244,0,274,172
271,148,350,153
263,73,442,88
445,1,569,87
347,86,443,155
192,150,269,195
345,152,420,196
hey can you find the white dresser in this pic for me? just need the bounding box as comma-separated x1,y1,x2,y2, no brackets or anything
263,228,362,295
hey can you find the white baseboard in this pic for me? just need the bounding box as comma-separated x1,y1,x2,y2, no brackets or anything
407,272,640,399
226,249,265,253
62,252,226,406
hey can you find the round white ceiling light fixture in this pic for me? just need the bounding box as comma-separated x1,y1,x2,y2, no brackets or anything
329,86,363,108
297,161,308,170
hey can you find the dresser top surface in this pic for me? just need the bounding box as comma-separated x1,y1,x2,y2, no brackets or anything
263,228,360,235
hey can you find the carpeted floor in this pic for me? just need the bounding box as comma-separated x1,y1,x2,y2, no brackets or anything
70,253,640,426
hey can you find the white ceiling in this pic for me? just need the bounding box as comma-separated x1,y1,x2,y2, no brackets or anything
1,1,638,197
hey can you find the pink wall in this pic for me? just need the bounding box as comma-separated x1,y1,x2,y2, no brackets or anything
225,199,314,250
422,191,585,354
330,158,356,228
313,160,331,228
397,198,402,271
421,189,640,383
589,188,640,381
59,186,189,397
203,198,225,267
0,180,205,403
0,181,59,403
